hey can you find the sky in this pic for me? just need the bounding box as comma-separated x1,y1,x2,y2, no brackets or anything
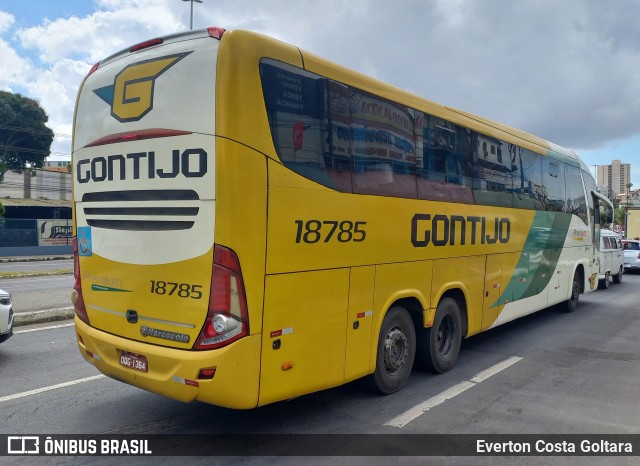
1,0,639,188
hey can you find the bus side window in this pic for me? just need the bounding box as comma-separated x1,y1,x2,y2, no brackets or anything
350,89,417,199
542,158,566,212
565,164,587,224
471,132,513,208
511,148,543,210
416,114,474,204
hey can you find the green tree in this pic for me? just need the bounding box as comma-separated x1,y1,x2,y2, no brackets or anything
614,207,626,225
0,91,54,182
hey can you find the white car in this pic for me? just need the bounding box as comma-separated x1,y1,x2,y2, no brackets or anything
0,288,13,344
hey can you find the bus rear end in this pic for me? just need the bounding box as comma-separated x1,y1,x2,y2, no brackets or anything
72,28,261,408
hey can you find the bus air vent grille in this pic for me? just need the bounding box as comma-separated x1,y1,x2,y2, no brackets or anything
81,189,200,231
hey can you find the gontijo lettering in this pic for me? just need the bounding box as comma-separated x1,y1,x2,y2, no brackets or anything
411,213,511,247
76,148,207,183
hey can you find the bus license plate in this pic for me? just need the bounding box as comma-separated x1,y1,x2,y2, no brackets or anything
119,350,148,372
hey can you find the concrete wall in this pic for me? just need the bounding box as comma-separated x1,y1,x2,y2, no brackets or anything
0,245,72,257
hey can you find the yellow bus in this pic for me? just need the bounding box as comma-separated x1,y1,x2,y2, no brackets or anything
72,27,610,408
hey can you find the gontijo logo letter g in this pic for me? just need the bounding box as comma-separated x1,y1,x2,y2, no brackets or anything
93,52,192,122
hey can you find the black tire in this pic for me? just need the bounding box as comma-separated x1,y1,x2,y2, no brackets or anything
613,267,623,284
370,306,416,395
599,272,610,290
562,271,581,312
417,297,462,374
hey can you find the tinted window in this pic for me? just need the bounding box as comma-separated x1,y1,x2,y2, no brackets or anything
543,157,566,212
512,148,543,210
324,80,353,191
473,134,513,208
349,89,417,198
261,59,591,220
261,60,351,191
565,164,587,223
417,114,474,203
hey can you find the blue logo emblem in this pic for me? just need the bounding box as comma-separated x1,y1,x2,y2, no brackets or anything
78,227,92,256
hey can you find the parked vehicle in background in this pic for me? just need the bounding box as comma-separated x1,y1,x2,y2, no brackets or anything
0,289,13,343
622,239,640,272
598,229,624,288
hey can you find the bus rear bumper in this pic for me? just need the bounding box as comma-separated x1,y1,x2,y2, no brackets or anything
75,316,261,409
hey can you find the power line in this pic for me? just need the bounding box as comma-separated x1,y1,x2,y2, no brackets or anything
0,144,71,158
0,123,71,139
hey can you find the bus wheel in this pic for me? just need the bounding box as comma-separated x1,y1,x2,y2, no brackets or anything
599,272,610,290
370,306,416,395
419,297,462,374
562,271,581,313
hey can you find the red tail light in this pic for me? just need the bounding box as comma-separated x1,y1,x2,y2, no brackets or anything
207,27,226,39
86,62,100,78
194,245,248,350
130,38,163,52
71,237,90,325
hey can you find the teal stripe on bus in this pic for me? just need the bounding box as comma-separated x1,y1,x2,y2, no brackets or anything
491,211,572,307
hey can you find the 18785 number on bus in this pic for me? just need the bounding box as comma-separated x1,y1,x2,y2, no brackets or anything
294,220,367,244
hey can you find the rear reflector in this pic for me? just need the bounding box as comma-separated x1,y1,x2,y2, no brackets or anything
86,62,100,78
84,129,192,148
130,38,163,52
198,368,217,379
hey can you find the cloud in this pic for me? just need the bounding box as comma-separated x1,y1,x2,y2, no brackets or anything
0,39,33,91
16,1,183,64
273,0,640,151
6,0,640,163
8,0,186,158
0,11,14,33
0,12,30,91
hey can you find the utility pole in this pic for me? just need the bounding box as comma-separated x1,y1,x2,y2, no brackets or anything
182,0,203,30
626,182,634,237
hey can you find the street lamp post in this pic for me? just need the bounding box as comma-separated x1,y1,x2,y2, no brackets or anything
625,182,633,238
182,0,203,30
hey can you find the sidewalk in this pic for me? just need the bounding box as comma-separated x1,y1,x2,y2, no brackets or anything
1,255,75,327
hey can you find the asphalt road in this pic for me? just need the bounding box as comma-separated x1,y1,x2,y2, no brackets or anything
0,274,73,315
1,273,639,464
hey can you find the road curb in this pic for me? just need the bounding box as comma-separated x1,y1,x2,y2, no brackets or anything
15,307,75,327
0,256,73,263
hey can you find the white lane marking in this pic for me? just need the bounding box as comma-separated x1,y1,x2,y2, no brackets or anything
470,356,522,383
15,322,75,334
385,356,523,428
0,375,107,404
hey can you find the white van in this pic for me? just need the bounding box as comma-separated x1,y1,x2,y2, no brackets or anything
599,229,624,288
